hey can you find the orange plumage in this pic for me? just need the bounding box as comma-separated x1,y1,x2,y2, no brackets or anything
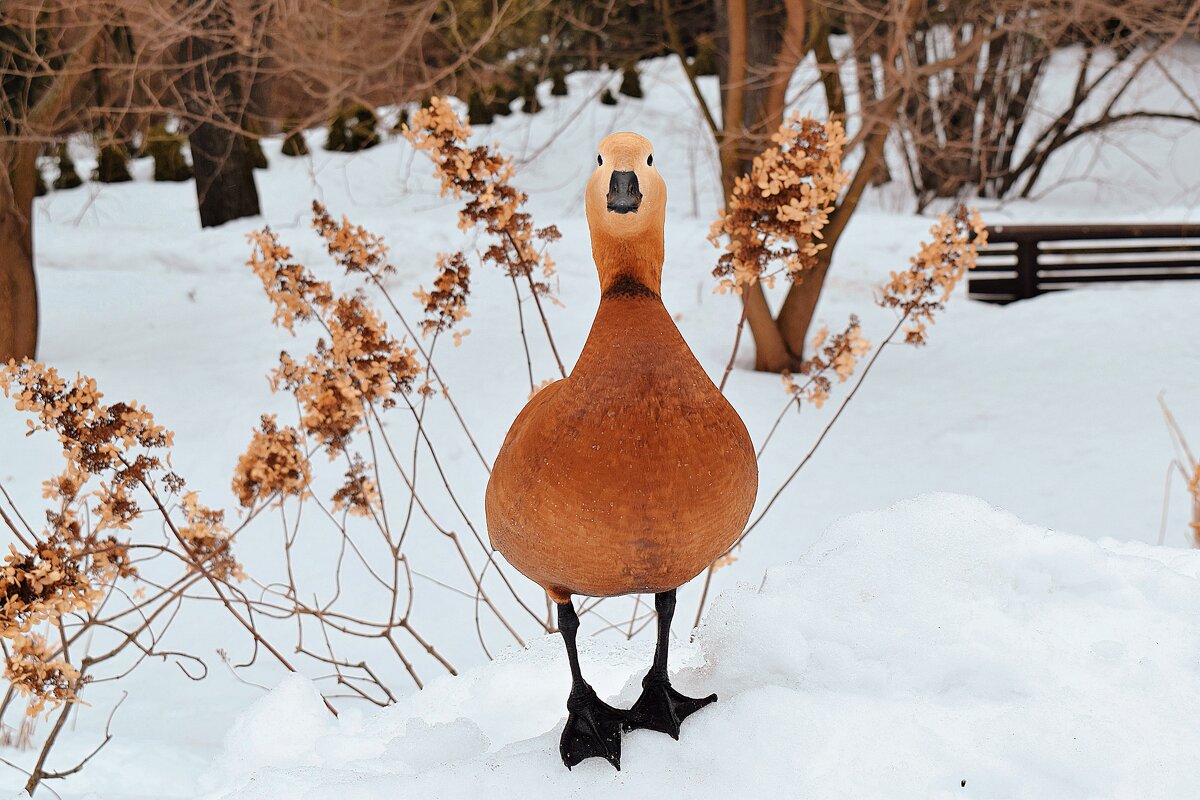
486,133,758,605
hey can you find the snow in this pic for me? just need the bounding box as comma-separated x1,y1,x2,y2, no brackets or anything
199,495,1200,799
3,43,1200,798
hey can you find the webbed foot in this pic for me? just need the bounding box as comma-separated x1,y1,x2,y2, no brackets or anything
560,682,627,770
623,671,716,740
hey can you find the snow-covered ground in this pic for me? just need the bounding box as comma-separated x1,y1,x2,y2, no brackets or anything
198,495,1200,799
3,43,1200,797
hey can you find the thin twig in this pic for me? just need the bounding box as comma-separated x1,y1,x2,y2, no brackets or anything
694,314,909,626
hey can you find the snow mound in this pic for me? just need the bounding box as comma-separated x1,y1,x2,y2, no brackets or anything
202,493,1200,798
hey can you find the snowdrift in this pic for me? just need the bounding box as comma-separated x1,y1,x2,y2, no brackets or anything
201,495,1200,799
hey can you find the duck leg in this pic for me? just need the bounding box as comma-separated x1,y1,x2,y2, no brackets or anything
557,599,626,770
624,589,716,739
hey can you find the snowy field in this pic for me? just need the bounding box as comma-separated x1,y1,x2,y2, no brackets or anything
3,44,1200,797
197,495,1200,799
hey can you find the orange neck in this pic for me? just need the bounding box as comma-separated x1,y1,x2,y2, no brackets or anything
590,226,665,296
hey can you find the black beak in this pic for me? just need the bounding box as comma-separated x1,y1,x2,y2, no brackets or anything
606,170,642,214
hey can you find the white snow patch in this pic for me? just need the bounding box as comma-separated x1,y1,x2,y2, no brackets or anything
202,495,1200,799
211,675,335,779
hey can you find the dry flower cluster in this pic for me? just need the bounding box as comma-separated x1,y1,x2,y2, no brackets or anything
231,415,312,508
415,252,472,340
1,361,236,580
4,635,82,718
235,193,549,708
403,97,565,375
177,492,242,581
246,211,421,472
709,113,850,293
312,204,392,279
329,457,381,518
403,98,561,291
878,206,988,345
244,223,333,333
1,534,104,637
783,317,873,410
273,295,421,451
0,361,294,795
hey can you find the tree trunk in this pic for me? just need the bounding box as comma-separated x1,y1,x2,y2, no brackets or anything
715,0,808,372
181,2,261,228
0,143,40,361
710,1,917,370
188,121,260,227
0,22,102,361
715,0,749,198
744,284,793,371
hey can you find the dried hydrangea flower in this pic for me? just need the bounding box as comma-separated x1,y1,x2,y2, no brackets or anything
878,206,987,346
4,634,84,717
403,97,561,299
231,415,311,508
781,315,871,408
709,113,850,293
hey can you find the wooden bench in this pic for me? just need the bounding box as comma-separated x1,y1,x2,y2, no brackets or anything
968,223,1200,304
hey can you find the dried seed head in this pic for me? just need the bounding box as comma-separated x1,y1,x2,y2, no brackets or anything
710,114,849,294
878,206,987,346
4,633,85,717
404,98,560,301
232,415,311,508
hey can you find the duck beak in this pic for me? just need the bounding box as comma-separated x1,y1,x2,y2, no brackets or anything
606,170,642,214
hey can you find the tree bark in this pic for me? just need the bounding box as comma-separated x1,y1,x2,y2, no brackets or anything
0,22,102,361
181,2,261,228
188,120,260,227
715,0,809,372
744,283,793,371
716,0,749,198
0,143,40,361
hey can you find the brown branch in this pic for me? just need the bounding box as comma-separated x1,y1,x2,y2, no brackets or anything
662,0,720,139
717,294,750,392
129,467,340,718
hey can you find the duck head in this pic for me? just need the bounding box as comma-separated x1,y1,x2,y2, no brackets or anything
585,132,666,295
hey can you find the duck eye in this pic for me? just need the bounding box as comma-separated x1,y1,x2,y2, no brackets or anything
597,154,603,166
647,154,654,166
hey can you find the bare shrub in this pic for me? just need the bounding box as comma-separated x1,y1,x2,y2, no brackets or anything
229,143,569,697
695,113,988,619
0,361,291,795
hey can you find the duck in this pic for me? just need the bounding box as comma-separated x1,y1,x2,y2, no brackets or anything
485,132,758,770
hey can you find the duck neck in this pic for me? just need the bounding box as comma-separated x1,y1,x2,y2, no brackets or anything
591,226,664,297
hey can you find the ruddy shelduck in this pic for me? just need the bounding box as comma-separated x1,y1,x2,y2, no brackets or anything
486,132,758,769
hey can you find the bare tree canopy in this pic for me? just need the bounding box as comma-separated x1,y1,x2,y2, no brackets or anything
0,0,551,359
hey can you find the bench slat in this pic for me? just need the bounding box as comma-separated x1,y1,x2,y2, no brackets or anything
1037,259,1200,272
1037,271,1200,284
1039,243,1200,256
987,223,1200,242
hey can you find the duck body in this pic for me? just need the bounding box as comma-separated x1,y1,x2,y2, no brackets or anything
485,275,758,602
487,132,757,769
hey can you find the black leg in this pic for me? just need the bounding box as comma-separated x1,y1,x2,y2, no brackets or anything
557,599,626,770
623,589,716,739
